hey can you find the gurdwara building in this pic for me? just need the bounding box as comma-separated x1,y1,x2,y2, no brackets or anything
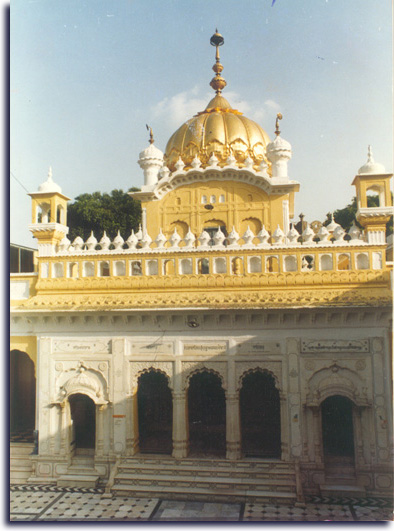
10,32,393,503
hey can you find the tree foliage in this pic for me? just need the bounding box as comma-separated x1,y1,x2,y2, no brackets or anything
323,195,393,236
67,188,141,242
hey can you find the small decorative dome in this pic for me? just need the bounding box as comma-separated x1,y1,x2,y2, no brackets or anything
38,167,62,194
358,146,386,175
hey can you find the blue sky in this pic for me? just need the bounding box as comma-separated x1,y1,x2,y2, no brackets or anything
10,0,392,247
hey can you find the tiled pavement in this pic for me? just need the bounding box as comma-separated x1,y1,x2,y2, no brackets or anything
10,485,393,522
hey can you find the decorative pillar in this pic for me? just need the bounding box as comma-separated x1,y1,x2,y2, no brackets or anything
353,407,365,466
280,392,289,460
172,392,188,459
59,402,67,456
311,406,322,464
96,404,107,457
126,392,139,456
225,392,241,460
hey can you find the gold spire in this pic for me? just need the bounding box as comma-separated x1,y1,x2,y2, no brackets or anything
209,29,227,94
275,113,283,136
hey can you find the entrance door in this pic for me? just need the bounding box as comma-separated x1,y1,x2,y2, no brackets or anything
188,371,226,457
240,371,281,458
137,371,173,454
69,394,96,449
321,395,355,463
10,350,36,441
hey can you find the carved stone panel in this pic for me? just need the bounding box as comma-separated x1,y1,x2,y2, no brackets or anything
301,339,369,354
235,361,282,391
129,361,174,392
181,361,227,390
52,339,112,354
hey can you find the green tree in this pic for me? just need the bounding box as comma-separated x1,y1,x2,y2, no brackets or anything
67,188,142,242
323,195,393,236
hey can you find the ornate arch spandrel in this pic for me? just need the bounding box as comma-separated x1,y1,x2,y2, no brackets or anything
129,362,174,394
305,363,370,408
55,361,108,405
236,362,282,393
182,362,227,391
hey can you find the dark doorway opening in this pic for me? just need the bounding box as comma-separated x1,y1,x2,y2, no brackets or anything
137,370,173,454
69,394,96,449
10,350,36,442
188,371,226,457
322,395,355,461
240,371,281,458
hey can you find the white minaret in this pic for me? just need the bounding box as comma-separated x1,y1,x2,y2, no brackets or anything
138,125,164,187
266,113,292,181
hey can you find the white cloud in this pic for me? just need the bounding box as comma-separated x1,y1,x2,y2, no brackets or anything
151,87,281,132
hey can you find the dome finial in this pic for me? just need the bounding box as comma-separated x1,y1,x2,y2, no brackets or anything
367,144,374,162
275,113,283,136
209,29,227,94
146,124,154,144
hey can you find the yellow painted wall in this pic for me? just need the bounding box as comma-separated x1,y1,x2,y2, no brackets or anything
143,181,291,239
10,336,37,366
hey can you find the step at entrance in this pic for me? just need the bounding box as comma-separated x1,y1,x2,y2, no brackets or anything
56,455,99,488
111,455,298,504
10,443,34,484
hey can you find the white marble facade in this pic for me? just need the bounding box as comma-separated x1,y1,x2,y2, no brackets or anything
11,305,393,497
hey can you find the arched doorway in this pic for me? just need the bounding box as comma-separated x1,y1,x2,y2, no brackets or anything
321,395,355,464
69,394,96,450
240,371,281,458
187,371,226,457
10,350,36,441
137,370,173,454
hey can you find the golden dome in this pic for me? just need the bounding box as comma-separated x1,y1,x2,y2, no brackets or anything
164,30,271,172
164,94,271,172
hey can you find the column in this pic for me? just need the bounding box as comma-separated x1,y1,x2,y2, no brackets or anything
59,402,67,456
353,407,364,466
225,392,241,460
280,393,290,461
126,392,139,456
311,407,322,464
172,392,188,459
96,405,106,457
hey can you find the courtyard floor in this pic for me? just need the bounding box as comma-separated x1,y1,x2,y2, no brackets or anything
10,485,393,522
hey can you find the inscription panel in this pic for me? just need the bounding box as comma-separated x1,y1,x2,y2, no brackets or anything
301,339,369,353
130,341,174,355
52,340,112,354
182,341,228,355
236,341,281,354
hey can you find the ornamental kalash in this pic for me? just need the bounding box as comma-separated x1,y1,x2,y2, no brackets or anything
10,31,393,502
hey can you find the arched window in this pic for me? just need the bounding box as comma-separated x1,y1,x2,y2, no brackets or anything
201,195,207,205
267,256,279,273
320,254,333,271
214,257,226,274
210,195,216,204
219,194,225,203
198,258,209,274
356,253,369,270
99,261,110,277
164,259,175,275
114,261,126,276
231,257,243,275
53,262,64,278
180,258,193,275
146,260,158,275
68,262,78,278
284,255,297,272
248,256,261,273
131,261,142,276
301,255,314,271
83,262,95,277
337,254,350,271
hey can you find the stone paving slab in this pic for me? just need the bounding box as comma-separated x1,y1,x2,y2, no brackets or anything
9,486,394,522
